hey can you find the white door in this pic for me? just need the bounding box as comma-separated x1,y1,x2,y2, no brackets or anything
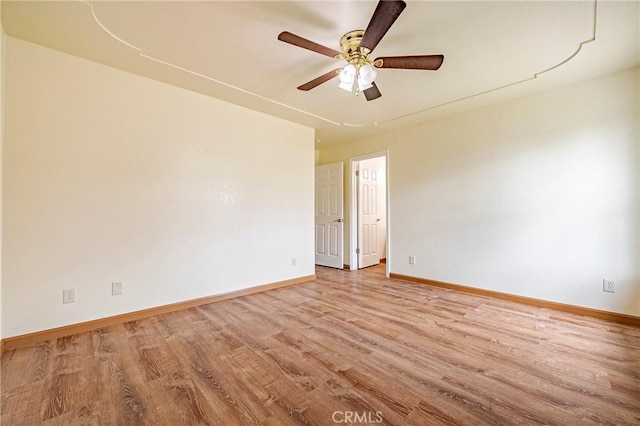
315,163,343,268
358,163,381,268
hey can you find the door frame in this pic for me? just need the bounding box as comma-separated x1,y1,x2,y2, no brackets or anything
349,151,390,277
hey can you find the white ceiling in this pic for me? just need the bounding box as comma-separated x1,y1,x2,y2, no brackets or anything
2,1,639,145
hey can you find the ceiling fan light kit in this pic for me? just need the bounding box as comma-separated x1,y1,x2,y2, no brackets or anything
337,62,377,93
338,64,357,91
278,0,444,101
358,65,378,89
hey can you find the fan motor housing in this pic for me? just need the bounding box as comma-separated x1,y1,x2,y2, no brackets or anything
339,30,364,54
339,30,370,64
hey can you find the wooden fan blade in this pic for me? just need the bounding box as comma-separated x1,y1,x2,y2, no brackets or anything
374,55,444,70
278,31,341,58
363,82,382,101
359,0,407,53
297,69,342,91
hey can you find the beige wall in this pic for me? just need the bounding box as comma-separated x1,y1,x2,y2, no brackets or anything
2,38,315,338
320,67,640,316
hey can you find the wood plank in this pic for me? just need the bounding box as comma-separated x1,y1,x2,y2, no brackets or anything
1,274,316,351
2,265,638,425
391,272,640,326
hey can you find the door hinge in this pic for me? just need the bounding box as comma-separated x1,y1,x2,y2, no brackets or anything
356,248,360,254
356,170,359,176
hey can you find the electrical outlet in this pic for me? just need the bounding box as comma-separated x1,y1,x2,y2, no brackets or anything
112,281,123,296
291,257,297,267
603,279,615,293
409,256,416,265
63,289,75,304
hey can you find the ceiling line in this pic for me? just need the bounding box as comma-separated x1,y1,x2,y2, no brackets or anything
139,54,342,126
79,0,597,135
78,0,341,127
342,122,378,127
80,0,142,52
371,0,599,130
533,0,597,77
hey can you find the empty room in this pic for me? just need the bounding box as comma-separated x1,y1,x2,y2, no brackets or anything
1,1,638,425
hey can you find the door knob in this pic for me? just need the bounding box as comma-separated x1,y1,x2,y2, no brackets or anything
376,218,382,222
334,218,343,223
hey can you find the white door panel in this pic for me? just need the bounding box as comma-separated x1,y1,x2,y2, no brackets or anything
358,164,381,268
315,163,343,268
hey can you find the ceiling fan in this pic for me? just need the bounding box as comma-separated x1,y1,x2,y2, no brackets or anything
278,0,444,101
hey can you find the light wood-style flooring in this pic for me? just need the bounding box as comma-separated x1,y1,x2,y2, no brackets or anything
2,265,639,425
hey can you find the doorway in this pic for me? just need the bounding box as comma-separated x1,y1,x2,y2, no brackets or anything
350,152,389,277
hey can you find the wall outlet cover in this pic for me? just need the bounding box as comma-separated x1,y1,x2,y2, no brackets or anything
63,289,75,304
603,279,615,293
